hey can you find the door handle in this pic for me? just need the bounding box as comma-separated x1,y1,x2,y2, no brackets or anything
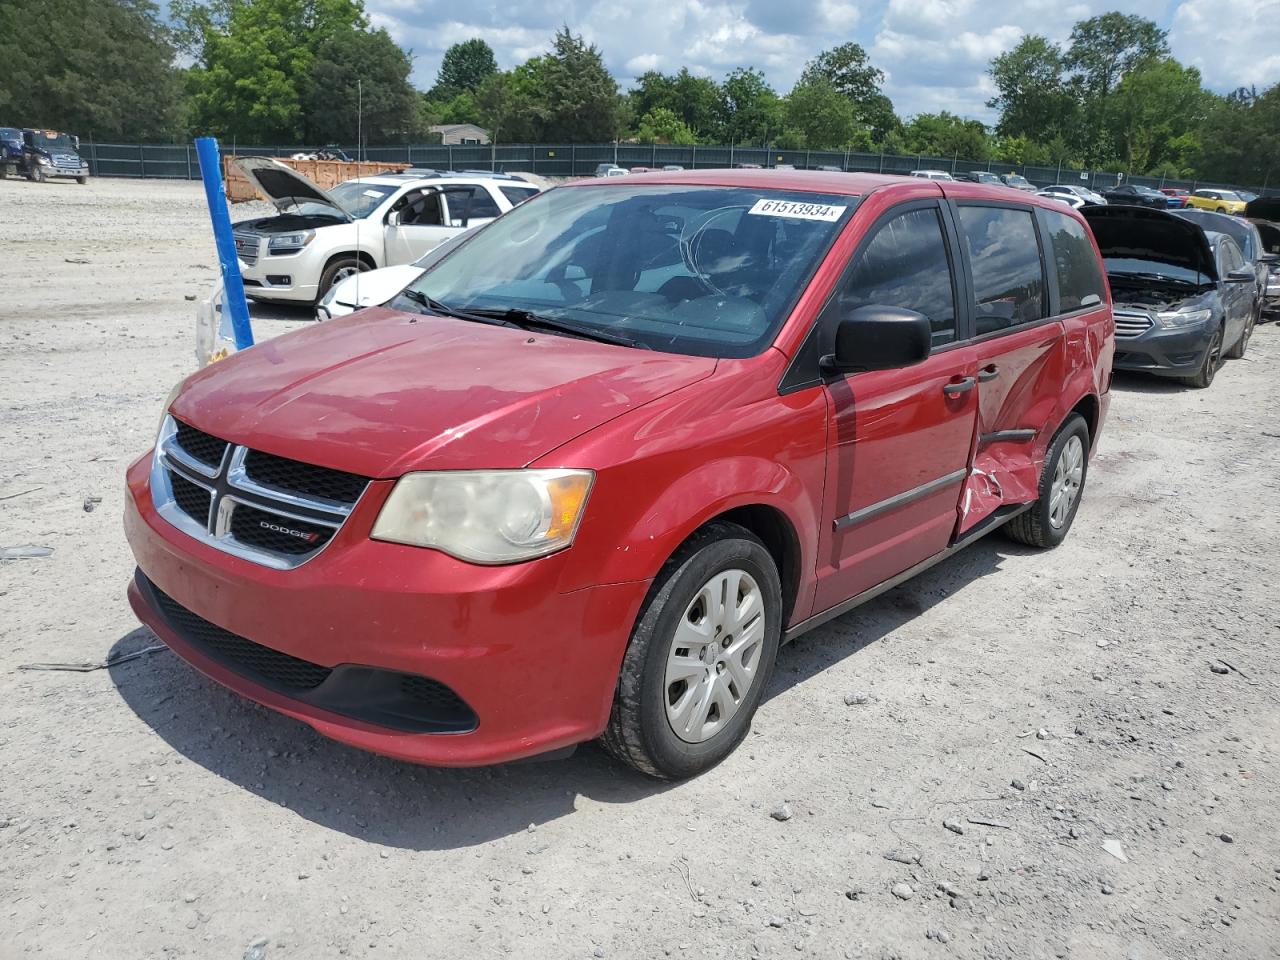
942,377,976,396
978,365,1000,382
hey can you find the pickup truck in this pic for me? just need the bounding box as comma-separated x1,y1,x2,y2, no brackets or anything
21,128,90,183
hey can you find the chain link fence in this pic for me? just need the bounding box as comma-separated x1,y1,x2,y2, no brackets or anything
80,140,1269,195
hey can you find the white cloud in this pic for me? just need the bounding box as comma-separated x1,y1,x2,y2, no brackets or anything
1170,0,1280,91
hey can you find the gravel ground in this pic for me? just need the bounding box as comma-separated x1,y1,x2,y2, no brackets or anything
2,176,1279,960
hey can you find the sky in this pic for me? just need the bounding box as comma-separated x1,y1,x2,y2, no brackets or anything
367,0,1280,121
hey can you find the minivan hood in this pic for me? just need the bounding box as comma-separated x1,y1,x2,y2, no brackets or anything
170,308,716,477
234,157,351,220
1082,205,1217,281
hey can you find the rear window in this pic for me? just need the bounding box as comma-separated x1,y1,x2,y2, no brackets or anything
1042,210,1106,312
500,185,540,206
956,205,1045,333
449,186,501,219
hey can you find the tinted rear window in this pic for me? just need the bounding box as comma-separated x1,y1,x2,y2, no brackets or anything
1042,210,1106,312
500,185,540,206
956,205,1045,333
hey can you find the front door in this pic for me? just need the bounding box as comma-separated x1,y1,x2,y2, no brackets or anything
1218,239,1253,348
383,188,456,265
814,203,979,614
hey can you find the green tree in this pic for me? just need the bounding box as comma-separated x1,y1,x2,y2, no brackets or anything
635,107,697,144
1066,12,1168,101
987,36,1076,140
537,28,619,142
0,0,182,140
784,78,860,149
903,112,991,160
1107,58,1205,172
627,68,720,139
303,27,418,144
799,43,884,107
430,38,497,100
719,67,782,145
176,0,369,142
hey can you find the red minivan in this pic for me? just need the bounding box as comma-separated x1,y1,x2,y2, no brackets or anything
125,171,1114,779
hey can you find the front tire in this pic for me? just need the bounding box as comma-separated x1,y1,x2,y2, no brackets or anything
602,521,782,780
28,164,43,183
1004,414,1089,549
316,256,368,303
1184,324,1223,388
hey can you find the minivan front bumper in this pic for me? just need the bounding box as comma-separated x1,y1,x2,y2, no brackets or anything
124,453,649,766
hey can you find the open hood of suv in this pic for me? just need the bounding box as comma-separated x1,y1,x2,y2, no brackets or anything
1082,204,1217,281
234,157,351,221
169,308,716,477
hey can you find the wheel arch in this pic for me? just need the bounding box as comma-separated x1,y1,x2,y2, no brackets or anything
323,249,378,273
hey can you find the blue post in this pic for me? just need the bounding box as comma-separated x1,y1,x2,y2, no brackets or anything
194,137,254,350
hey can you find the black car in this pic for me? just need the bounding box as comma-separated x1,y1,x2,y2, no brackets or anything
1100,183,1168,209
1083,205,1255,388
956,171,1002,185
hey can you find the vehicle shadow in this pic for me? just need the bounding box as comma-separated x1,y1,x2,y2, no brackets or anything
107,536,1018,851
1109,370,1195,394
246,299,316,326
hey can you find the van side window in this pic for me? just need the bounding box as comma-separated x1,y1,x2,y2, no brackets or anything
1042,210,1106,312
838,207,957,346
956,206,1045,333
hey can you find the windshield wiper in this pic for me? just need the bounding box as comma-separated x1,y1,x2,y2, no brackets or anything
397,289,520,328
464,307,651,350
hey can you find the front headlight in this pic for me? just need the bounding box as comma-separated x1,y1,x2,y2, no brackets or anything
268,230,314,254
371,469,594,564
37,156,52,165
1157,308,1212,328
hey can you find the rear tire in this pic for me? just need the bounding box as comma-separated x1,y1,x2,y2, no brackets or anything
602,521,782,780
1184,324,1223,388
316,256,368,303
1003,414,1089,549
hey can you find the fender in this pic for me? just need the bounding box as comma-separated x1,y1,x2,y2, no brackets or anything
539,358,828,621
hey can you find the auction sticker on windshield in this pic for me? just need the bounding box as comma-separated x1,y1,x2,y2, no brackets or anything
747,198,848,222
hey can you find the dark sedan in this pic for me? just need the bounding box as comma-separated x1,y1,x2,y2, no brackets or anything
1102,183,1170,208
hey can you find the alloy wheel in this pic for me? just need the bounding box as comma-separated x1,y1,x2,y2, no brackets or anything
1048,435,1084,529
664,569,765,744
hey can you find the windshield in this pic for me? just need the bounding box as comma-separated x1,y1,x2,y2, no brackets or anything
1005,176,1029,186
1214,190,1242,201
33,132,76,152
393,184,857,358
294,181,396,219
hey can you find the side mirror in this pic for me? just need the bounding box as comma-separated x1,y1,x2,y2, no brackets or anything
821,305,933,375
386,209,402,227
1225,269,1255,283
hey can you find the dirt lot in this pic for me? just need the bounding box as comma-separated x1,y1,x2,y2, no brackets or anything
2,176,1278,960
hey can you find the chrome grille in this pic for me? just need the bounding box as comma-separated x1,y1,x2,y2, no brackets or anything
233,231,260,266
1114,310,1153,338
150,416,369,570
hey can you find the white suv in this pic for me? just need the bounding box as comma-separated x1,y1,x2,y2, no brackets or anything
231,158,540,304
